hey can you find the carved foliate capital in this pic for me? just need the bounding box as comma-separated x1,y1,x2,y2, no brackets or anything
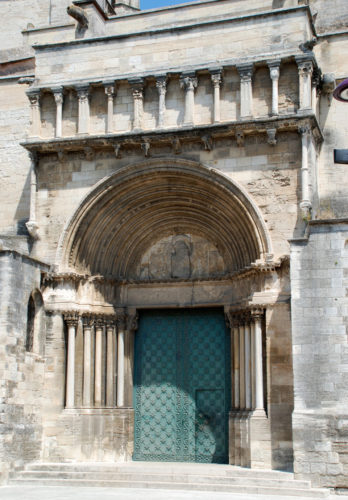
180,73,198,92
210,68,223,87
237,64,253,82
116,309,126,331
250,308,264,322
127,310,138,332
298,124,311,137
104,81,116,98
130,78,144,100
64,311,79,327
295,56,314,76
156,76,167,95
105,317,116,330
82,314,94,329
94,316,105,330
27,90,40,107
75,84,90,102
52,86,64,105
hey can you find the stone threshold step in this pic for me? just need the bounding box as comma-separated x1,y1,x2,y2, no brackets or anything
8,478,330,498
24,462,295,478
12,470,311,489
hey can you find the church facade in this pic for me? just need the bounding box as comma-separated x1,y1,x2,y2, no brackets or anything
1,0,348,490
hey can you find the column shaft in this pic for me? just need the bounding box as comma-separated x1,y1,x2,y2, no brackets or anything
253,312,265,413
117,330,125,406
233,325,240,408
82,318,92,407
130,79,144,130
244,323,252,410
104,83,115,134
94,320,103,407
251,321,256,409
239,323,246,409
299,125,311,218
180,74,197,126
64,313,78,409
53,87,63,138
211,70,222,123
106,321,115,407
156,76,167,128
268,61,280,116
76,85,90,135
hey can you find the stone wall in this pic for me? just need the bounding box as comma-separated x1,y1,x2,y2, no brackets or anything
291,221,348,487
0,250,48,484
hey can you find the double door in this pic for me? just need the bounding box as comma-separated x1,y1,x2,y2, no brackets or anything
133,308,230,463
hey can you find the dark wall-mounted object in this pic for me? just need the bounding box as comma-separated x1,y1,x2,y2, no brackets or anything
334,149,348,164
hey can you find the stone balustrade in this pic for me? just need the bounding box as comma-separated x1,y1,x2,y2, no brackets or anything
63,309,138,409
26,55,317,140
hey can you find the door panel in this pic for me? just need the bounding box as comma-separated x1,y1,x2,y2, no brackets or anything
133,308,230,463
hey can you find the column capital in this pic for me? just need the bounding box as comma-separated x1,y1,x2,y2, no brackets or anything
298,124,311,137
180,72,198,91
94,316,106,329
75,84,90,101
64,311,79,327
295,56,314,75
105,316,117,329
27,89,41,106
237,63,253,81
103,81,116,97
82,314,94,328
250,308,265,321
127,309,138,332
267,60,280,81
52,86,64,103
210,68,223,87
129,78,144,98
116,308,127,330
156,75,167,94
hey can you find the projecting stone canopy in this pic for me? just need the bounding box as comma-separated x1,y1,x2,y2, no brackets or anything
57,159,272,280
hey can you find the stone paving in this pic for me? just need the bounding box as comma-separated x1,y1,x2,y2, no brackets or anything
1,485,348,500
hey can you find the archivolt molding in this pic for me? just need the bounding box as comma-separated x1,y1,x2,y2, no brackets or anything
56,158,273,278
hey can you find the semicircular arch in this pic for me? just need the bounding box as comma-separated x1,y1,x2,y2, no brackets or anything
57,158,273,279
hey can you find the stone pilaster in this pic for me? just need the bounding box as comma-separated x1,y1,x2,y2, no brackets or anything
130,78,144,130
250,309,266,417
27,90,41,137
237,63,253,119
296,56,313,112
104,82,116,134
76,84,90,135
156,76,167,128
180,72,198,126
267,60,280,116
52,86,64,138
210,68,223,123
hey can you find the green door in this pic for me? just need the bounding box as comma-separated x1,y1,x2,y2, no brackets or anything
133,308,230,463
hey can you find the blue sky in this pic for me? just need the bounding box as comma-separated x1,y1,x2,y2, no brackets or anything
140,0,197,9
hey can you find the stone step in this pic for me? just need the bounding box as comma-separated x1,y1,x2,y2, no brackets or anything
10,469,311,489
8,477,330,497
24,461,294,478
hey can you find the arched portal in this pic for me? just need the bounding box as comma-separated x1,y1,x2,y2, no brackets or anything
53,158,275,467
57,158,272,277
